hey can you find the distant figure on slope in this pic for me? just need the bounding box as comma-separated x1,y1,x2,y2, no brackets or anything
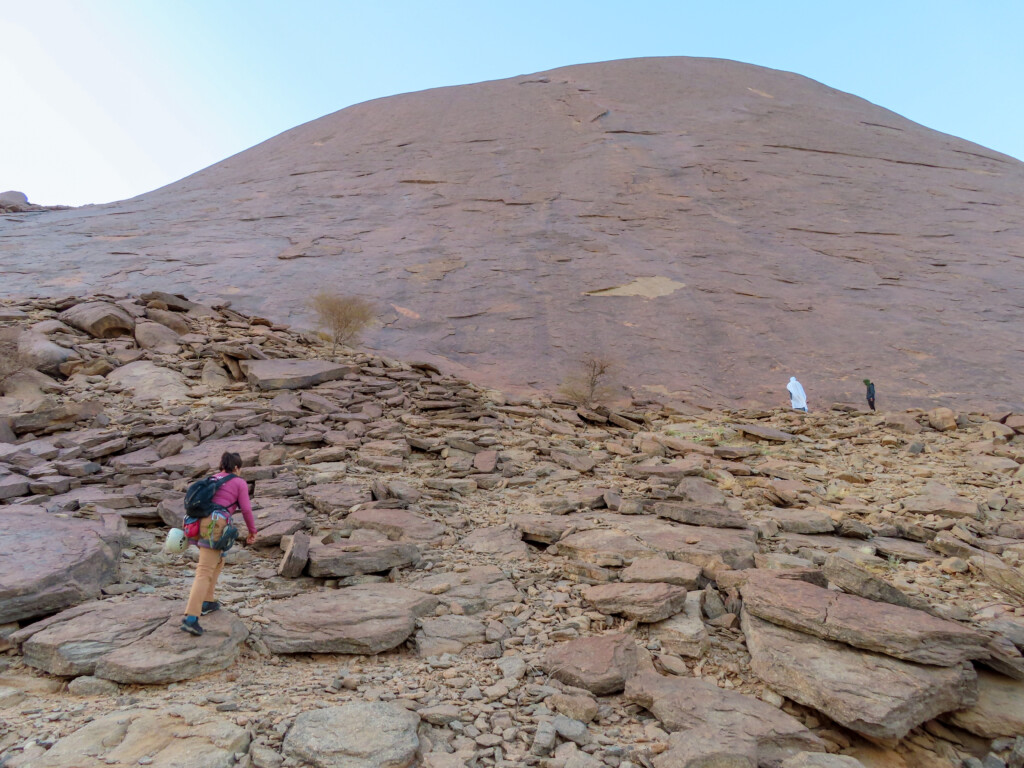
864,379,876,411
787,376,808,412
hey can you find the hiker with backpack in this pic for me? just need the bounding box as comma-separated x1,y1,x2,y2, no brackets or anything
180,452,258,636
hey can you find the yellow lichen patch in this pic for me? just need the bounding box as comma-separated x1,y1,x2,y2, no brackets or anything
585,276,686,298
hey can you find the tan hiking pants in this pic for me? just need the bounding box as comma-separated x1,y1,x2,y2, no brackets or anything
185,546,224,617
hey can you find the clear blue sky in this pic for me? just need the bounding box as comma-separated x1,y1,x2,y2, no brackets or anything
3,1,1022,206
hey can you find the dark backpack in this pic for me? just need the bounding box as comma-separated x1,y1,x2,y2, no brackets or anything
183,474,235,519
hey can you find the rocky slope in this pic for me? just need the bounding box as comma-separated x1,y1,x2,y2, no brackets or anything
1,292,1023,768
2,57,1023,408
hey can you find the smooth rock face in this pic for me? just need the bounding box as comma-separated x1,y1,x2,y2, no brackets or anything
584,582,688,623
741,572,988,665
283,702,420,768
0,509,123,624
13,597,248,684
540,634,641,695
242,359,353,390
945,670,1024,739
626,671,824,766
261,584,438,654
741,611,978,741
3,58,1021,408
23,704,250,768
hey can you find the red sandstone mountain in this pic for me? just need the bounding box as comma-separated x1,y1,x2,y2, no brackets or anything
1,57,1022,408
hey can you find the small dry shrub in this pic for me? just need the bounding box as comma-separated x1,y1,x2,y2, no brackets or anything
559,352,618,407
309,292,376,355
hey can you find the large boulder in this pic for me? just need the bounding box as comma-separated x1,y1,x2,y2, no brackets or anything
584,582,688,623
21,704,250,768
741,571,988,665
242,358,356,390
106,360,190,404
134,320,180,353
283,702,420,768
741,610,977,741
0,508,124,624
12,596,248,684
17,330,77,375
58,301,135,338
306,540,421,578
540,634,641,695
626,671,824,767
261,584,438,654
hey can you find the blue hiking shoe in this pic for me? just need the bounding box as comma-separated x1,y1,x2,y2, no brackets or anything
201,601,221,615
180,616,204,636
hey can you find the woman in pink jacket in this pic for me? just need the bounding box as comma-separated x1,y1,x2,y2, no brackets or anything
181,452,258,636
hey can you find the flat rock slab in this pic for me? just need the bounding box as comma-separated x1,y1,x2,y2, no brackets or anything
584,582,688,623
902,482,981,519
762,507,836,534
649,592,709,658
540,634,641,694
14,596,247,684
741,610,977,742
945,670,1024,739
301,480,373,514
24,704,249,768
557,528,655,567
106,360,191,404
154,436,268,476
0,509,124,624
248,499,309,545
409,565,521,613
621,557,702,589
653,502,747,529
822,552,932,612
262,585,438,654
283,702,420,768
243,358,356,390
346,507,445,544
627,671,823,766
738,424,798,442
604,514,758,570
415,615,486,656
307,540,421,578
741,572,988,665
871,536,936,563
461,526,530,557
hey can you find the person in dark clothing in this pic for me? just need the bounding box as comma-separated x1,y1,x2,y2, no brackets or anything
863,379,876,411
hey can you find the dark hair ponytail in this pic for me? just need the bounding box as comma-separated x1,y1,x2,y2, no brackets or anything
220,452,242,473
